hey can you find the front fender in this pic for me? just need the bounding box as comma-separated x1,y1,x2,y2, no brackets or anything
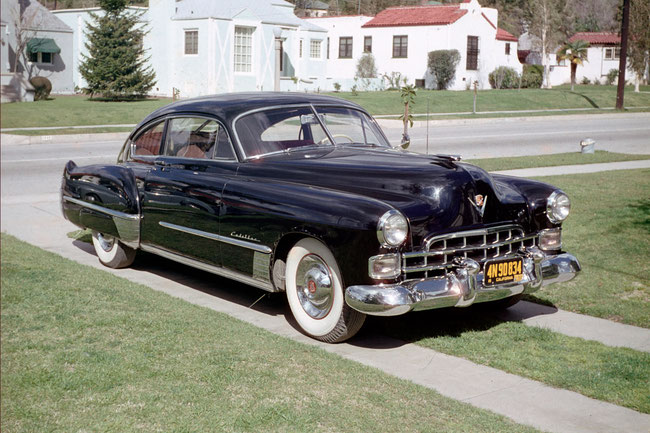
490,174,560,231
61,161,140,246
222,178,396,285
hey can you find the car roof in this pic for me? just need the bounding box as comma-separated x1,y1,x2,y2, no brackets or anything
138,92,366,128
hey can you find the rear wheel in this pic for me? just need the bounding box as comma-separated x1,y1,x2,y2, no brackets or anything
91,230,136,269
285,238,365,343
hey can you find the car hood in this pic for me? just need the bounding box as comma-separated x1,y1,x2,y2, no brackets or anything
239,147,530,245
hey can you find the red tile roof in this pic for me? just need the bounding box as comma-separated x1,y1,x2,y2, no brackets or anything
362,5,467,28
496,28,517,42
569,32,620,45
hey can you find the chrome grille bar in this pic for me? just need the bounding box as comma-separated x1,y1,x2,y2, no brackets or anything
402,225,538,277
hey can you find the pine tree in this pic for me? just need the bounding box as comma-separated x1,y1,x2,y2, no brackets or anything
79,0,155,99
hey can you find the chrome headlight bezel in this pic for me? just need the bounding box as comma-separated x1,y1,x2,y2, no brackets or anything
546,190,571,224
377,210,409,247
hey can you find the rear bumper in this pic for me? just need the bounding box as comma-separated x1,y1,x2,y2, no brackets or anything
345,248,580,317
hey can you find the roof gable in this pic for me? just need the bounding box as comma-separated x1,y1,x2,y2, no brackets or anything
173,0,325,32
362,5,467,28
19,0,72,32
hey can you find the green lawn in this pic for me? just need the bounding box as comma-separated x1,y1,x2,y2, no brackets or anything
527,169,650,327
1,234,539,433
378,307,650,413
2,86,649,130
467,151,650,172
329,85,650,115
0,95,171,129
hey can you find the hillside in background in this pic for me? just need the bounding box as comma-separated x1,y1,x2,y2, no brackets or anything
43,0,619,39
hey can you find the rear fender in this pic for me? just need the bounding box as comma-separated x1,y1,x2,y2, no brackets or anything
61,161,140,247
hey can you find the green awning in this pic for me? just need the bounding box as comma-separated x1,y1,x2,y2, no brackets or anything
26,38,61,54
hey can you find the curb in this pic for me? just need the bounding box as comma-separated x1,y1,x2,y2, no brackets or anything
376,110,650,129
1,132,130,146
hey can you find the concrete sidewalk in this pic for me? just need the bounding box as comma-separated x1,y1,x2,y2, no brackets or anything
1,195,649,433
493,159,650,177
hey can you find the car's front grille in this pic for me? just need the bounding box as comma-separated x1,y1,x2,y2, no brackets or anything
402,225,537,279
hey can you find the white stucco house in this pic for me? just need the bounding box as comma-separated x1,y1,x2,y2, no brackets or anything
1,0,74,101
519,31,638,87
308,0,522,90
565,32,636,85
54,0,329,97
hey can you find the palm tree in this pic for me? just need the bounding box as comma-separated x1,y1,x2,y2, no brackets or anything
557,40,590,91
399,84,416,148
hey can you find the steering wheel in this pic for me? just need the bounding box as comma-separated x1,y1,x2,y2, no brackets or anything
318,134,355,145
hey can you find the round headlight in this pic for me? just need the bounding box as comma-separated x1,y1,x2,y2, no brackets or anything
547,191,571,223
377,210,408,247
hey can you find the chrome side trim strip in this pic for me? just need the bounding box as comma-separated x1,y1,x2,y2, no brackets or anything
63,196,140,221
140,244,275,292
159,221,272,254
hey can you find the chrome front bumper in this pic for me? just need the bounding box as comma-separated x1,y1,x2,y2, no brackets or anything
345,247,581,317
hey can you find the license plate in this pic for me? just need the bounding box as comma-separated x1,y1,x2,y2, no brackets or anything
483,257,524,286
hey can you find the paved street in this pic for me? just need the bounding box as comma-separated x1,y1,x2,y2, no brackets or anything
380,112,650,157
1,113,649,433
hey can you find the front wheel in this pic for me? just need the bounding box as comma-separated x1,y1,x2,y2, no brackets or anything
285,238,365,343
91,231,136,269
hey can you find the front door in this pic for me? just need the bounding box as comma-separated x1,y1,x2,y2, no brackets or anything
140,116,239,266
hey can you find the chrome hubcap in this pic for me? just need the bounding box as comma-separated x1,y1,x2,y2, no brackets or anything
97,233,115,252
296,254,333,319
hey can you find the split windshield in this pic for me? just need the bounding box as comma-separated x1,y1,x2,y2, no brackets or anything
235,106,390,159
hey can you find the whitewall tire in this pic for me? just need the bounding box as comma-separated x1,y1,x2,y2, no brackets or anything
285,238,365,343
91,230,136,269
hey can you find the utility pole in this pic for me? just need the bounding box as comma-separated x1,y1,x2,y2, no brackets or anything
616,0,630,110
358,0,361,14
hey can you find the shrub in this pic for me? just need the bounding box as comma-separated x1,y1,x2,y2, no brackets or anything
356,53,377,78
489,66,520,89
427,49,460,90
333,82,341,92
29,76,52,100
382,71,406,90
581,76,591,85
521,64,543,89
606,69,618,85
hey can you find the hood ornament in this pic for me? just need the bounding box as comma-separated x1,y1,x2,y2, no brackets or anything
469,194,487,217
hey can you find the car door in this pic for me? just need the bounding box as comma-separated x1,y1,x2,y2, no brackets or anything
140,116,239,266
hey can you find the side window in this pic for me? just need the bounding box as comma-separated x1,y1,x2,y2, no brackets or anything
164,117,219,159
214,127,236,160
132,121,165,157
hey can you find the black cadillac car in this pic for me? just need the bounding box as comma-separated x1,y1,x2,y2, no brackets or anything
61,93,580,343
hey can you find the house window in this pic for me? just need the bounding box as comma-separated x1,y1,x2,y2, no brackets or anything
605,47,621,60
299,39,303,58
505,42,510,55
28,51,53,64
364,36,372,53
392,35,408,58
310,40,321,59
184,30,198,55
339,37,352,59
234,26,254,73
466,35,479,70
